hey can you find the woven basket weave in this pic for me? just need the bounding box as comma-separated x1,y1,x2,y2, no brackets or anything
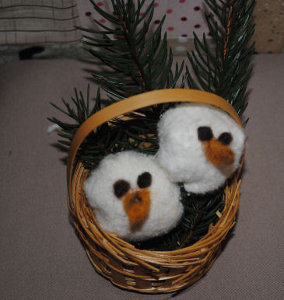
67,89,243,293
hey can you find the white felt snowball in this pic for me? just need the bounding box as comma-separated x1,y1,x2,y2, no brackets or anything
84,151,183,241
156,103,246,194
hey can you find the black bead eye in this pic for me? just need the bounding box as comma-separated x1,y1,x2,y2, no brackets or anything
218,132,233,145
198,126,213,141
137,172,152,188
113,180,130,198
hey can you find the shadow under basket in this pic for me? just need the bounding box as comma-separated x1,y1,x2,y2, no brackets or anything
66,89,244,293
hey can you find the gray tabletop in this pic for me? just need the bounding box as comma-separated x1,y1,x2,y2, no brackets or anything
1,54,283,299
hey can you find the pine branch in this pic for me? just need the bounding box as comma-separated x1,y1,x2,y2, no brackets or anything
50,1,184,163
48,86,115,169
53,0,185,168
81,0,184,101
186,0,255,116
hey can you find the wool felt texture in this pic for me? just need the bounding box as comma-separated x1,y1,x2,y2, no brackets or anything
156,103,246,194
84,151,183,241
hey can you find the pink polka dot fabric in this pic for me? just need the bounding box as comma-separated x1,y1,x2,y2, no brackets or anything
77,0,206,38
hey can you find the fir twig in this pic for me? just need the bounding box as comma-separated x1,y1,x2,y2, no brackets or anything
186,0,255,116
48,85,114,169
81,0,184,101
62,0,185,166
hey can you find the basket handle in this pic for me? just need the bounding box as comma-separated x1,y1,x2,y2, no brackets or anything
67,88,243,198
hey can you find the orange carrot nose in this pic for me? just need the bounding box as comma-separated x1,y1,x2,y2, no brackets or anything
123,189,151,226
203,139,235,166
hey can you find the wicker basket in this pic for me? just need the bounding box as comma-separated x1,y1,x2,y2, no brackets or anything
67,89,243,293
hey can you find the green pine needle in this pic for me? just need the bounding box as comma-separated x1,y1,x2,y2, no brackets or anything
81,0,183,100
187,0,255,118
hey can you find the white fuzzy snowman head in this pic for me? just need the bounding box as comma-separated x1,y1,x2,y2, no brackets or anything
156,103,246,194
84,151,183,241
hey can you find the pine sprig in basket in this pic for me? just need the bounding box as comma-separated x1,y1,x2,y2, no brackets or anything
48,86,112,168
79,0,185,99
49,0,254,251
187,0,255,116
